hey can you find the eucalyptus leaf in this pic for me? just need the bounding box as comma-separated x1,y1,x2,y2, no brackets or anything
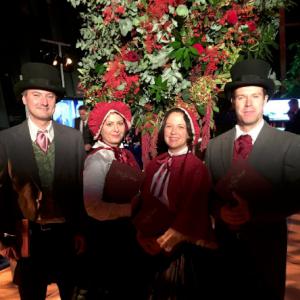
176,5,189,17
119,18,133,36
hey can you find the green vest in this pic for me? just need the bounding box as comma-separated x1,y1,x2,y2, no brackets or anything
32,141,64,220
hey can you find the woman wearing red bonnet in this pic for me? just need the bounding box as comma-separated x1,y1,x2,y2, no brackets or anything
82,101,147,299
133,107,217,299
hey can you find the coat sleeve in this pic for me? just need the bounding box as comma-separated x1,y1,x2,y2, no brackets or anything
0,133,20,236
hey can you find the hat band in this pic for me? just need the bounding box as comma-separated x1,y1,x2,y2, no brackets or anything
25,78,61,87
234,74,267,81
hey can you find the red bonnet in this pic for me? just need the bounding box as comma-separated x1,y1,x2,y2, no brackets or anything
88,101,132,139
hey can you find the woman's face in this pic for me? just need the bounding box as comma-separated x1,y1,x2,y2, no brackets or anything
164,111,189,153
100,112,126,147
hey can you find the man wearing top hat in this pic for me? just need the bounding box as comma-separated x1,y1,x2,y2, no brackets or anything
205,58,300,300
0,62,87,300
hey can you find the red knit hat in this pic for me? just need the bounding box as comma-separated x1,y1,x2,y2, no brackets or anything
88,101,132,140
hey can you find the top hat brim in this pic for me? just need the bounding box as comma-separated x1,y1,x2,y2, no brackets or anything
224,78,275,100
14,80,65,100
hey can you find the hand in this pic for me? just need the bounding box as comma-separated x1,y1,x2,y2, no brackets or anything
0,241,19,260
74,234,86,255
220,191,251,227
137,231,162,255
156,228,187,252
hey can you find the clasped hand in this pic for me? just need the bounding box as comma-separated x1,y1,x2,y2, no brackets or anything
220,191,251,226
156,228,187,252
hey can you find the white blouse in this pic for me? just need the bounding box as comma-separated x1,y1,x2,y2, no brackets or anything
83,141,131,221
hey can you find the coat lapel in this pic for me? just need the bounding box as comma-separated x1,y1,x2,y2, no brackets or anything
17,121,41,186
248,122,271,167
52,122,64,181
221,128,236,172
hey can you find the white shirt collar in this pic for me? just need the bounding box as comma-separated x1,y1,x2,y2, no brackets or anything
168,146,189,156
28,117,54,142
92,140,124,149
235,119,264,144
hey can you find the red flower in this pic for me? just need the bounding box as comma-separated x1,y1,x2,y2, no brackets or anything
193,43,204,55
246,21,256,32
226,10,238,25
115,6,125,15
123,51,140,62
142,21,153,32
147,0,177,19
145,35,155,54
103,6,113,24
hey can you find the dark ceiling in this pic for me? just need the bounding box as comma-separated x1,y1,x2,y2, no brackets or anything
0,0,80,73
0,0,81,122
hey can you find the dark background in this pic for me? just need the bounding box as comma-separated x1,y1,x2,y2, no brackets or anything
0,0,81,128
0,0,299,129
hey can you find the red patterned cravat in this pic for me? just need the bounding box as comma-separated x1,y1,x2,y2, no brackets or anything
36,130,49,153
233,134,253,160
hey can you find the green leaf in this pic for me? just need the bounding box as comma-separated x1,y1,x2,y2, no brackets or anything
161,80,168,89
212,105,219,113
197,104,206,116
183,55,191,69
155,76,163,85
186,37,198,46
181,89,190,101
170,40,182,49
189,46,199,56
169,50,177,59
95,64,106,74
183,48,189,59
175,48,185,60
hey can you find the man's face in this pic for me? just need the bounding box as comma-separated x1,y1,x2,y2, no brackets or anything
232,86,268,131
22,89,56,123
79,109,88,121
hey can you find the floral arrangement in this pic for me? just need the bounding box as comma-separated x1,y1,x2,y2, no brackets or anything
68,0,292,165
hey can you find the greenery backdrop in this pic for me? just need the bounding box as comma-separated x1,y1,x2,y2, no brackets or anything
67,0,294,164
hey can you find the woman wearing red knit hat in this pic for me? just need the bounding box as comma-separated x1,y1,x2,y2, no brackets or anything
82,101,148,299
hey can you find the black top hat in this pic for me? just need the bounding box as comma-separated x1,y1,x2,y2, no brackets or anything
224,59,275,100
14,62,65,99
